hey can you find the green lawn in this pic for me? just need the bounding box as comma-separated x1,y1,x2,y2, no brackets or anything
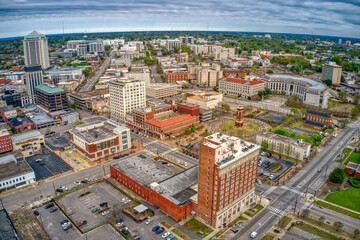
183,218,214,238
335,148,352,163
278,216,292,228
244,204,264,217
325,188,360,212
295,223,341,240
289,120,317,132
260,235,275,240
346,151,360,164
219,121,259,137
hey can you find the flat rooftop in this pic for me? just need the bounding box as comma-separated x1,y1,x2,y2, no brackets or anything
267,74,326,91
0,159,33,182
11,130,42,142
70,88,109,100
0,210,18,240
157,165,198,206
70,120,127,143
203,133,260,168
111,155,179,187
154,111,187,122
258,131,311,149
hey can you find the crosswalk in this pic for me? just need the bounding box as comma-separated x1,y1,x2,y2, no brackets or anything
300,202,313,211
262,186,277,197
281,186,304,196
144,140,158,146
267,206,286,216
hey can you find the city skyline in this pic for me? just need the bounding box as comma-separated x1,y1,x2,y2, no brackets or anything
0,0,359,38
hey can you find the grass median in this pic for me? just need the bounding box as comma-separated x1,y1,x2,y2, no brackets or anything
314,200,360,220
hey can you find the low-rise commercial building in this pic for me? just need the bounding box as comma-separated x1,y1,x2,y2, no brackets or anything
11,130,44,157
304,110,332,130
0,155,36,191
221,57,253,68
187,91,223,109
0,130,13,154
255,131,311,160
263,75,329,108
45,67,85,84
0,105,17,122
146,84,181,99
165,70,189,83
57,81,78,93
70,88,109,110
8,116,36,133
219,77,265,99
69,120,131,162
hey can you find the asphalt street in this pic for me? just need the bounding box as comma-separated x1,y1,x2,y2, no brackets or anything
80,50,115,92
234,119,360,240
150,65,162,83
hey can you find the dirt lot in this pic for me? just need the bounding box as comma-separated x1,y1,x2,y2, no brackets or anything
10,207,49,240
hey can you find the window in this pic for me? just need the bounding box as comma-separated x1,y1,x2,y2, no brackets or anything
111,139,114,146
123,144,128,149
97,143,101,151
122,140,127,144
104,141,108,148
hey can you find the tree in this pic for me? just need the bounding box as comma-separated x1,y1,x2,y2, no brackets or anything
354,229,360,238
82,69,91,77
329,168,345,184
334,221,344,231
323,79,332,87
290,108,299,116
71,103,77,110
319,216,325,225
173,46,180,53
301,209,310,218
222,103,230,112
190,124,195,132
354,93,360,105
338,119,349,128
261,140,269,150
312,134,322,144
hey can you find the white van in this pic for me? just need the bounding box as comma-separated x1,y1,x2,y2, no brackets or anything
250,231,258,238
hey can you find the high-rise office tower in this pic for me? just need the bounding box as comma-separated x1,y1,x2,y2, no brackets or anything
109,79,146,123
196,133,260,228
23,31,50,69
321,63,342,85
22,65,44,105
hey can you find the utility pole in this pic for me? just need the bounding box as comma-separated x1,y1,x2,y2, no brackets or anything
52,182,56,195
103,164,106,177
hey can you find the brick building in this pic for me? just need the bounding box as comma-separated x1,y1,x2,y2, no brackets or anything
165,71,189,83
8,116,37,133
0,106,17,122
69,120,131,162
304,110,332,130
36,84,68,112
345,162,360,179
223,68,248,78
0,130,13,154
130,104,175,129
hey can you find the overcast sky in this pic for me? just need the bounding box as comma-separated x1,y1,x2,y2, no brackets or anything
0,0,359,38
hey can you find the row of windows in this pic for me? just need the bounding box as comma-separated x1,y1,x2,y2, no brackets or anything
1,176,25,186
96,139,115,151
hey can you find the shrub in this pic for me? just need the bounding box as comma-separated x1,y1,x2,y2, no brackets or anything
349,177,360,188
274,229,280,233
329,168,345,184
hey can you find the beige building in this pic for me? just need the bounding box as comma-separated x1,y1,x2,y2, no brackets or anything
109,79,146,123
321,63,342,85
57,81,78,93
189,63,223,87
255,131,311,161
11,130,44,157
187,91,223,109
219,77,265,98
189,45,236,60
124,69,151,84
146,83,181,99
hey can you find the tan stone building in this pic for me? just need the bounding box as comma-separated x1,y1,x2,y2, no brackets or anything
189,63,223,87
321,63,342,85
186,91,223,109
219,77,265,98
11,130,44,157
146,83,181,99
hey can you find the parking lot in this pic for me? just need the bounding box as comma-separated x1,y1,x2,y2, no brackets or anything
45,133,71,151
57,182,130,232
256,111,286,124
26,147,72,180
257,152,294,181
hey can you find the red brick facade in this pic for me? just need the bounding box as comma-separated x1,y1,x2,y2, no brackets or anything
223,69,248,78
177,103,200,116
165,72,189,83
0,132,13,153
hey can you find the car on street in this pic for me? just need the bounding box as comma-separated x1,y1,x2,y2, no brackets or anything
250,231,258,238
78,220,87,227
256,179,262,185
60,186,68,190
50,207,58,213
145,218,152,224
260,152,266,156
56,188,63,193
317,168,322,172
162,232,170,238
74,181,81,185
133,236,140,240
81,180,88,184
61,220,69,226
33,210,39,216
102,210,110,216
92,208,100,213
152,226,160,232
40,162,46,165
35,159,42,162
85,178,91,182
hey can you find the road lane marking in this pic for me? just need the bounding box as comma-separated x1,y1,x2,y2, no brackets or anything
236,211,270,239
281,186,304,196
262,186,277,197
267,206,285,216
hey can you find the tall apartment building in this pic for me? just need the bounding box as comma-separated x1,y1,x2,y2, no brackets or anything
180,36,195,45
23,31,50,69
109,79,146,123
165,39,181,50
22,65,43,105
192,64,223,87
321,64,342,85
196,133,260,228
67,40,104,56
36,84,67,112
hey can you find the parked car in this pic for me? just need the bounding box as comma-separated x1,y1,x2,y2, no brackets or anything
116,221,124,227
117,218,124,224
92,208,100,213
317,168,322,172
61,220,69,226
85,178,91,182
133,236,140,240
260,152,266,156
166,235,175,240
275,156,280,161
250,231,258,238
266,153,272,158
256,179,262,185
162,232,170,238
269,174,275,180
102,210,110,216
100,202,108,207
60,186,68,190
33,210,39,216
145,218,152,224
124,153,129,157
40,162,46,165
45,203,54,209
78,220,87,227
50,207,58,213
35,159,42,162
56,188,63,193
74,181,81,185
81,180,88,184
156,227,165,234
152,226,160,232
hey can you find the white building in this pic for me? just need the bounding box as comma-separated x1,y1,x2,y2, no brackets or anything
103,39,125,46
263,75,329,108
146,83,181,99
187,91,223,109
0,155,36,191
23,31,50,69
11,130,44,157
123,69,151,84
221,57,253,68
219,77,265,99
109,79,146,123
165,39,181,50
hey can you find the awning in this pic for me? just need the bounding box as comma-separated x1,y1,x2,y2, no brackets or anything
133,204,148,213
